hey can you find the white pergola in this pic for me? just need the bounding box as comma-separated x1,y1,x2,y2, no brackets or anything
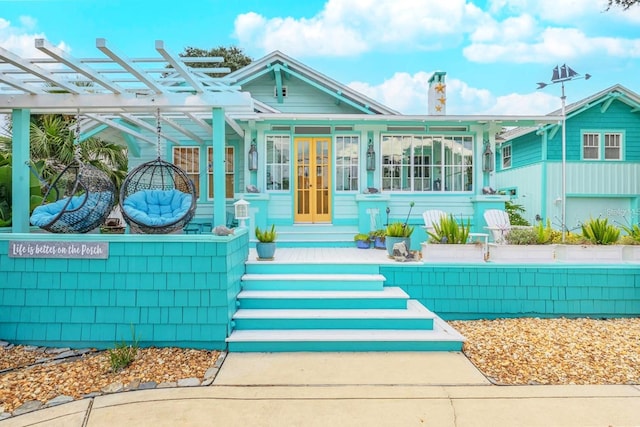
0,38,256,232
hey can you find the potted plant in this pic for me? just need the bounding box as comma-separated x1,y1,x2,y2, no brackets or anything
422,214,485,262
385,222,414,256
255,224,277,260
354,233,371,249
371,229,386,249
487,221,556,263
555,217,622,262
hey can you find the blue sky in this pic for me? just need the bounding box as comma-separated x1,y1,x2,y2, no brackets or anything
1,0,639,116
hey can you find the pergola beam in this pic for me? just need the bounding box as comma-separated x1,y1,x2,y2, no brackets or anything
84,113,156,145
96,38,165,94
0,73,43,94
117,113,182,145
155,40,206,94
0,45,83,94
225,113,245,138
161,115,204,144
35,38,124,94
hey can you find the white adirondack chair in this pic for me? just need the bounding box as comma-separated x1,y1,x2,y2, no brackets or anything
422,210,447,236
483,209,511,243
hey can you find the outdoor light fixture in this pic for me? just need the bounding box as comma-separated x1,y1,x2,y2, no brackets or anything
537,64,590,242
482,141,494,173
248,139,258,171
366,139,376,171
233,198,250,228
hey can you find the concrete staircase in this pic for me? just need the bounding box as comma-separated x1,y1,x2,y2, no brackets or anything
226,261,465,352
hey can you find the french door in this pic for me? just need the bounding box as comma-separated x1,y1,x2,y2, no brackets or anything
294,137,331,223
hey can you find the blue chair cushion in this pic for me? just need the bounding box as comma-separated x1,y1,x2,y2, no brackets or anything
123,189,193,227
30,192,111,227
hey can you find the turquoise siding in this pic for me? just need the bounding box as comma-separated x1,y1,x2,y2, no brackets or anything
0,231,249,349
381,264,640,320
508,132,542,168
548,100,640,161
244,74,364,114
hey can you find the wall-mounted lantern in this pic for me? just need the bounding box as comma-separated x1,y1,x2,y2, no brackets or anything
234,198,250,228
482,141,494,173
366,139,376,171
248,139,258,171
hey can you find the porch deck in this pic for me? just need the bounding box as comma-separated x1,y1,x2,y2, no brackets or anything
247,247,420,265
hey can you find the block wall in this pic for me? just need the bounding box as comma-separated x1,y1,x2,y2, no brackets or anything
0,231,249,349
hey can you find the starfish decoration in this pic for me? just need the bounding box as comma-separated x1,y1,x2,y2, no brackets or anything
435,83,446,94
438,96,446,105
435,105,442,112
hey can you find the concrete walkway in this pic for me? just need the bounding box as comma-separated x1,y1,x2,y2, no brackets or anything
2,352,639,427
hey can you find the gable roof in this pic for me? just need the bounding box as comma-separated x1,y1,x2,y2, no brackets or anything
501,84,640,142
227,50,400,115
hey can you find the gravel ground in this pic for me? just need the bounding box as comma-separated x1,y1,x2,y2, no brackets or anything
1,317,639,414
450,317,640,385
0,347,219,414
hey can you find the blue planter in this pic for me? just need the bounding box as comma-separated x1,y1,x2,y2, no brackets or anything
256,242,276,260
374,237,386,250
385,236,411,257
355,239,371,249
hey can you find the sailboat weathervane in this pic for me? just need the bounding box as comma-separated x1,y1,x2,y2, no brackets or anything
537,64,591,89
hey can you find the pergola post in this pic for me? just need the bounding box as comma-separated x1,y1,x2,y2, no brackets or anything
212,107,226,227
11,108,31,233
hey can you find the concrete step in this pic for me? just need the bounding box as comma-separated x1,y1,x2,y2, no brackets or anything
227,317,465,352
241,273,386,291
245,262,381,275
237,287,410,310
232,300,434,330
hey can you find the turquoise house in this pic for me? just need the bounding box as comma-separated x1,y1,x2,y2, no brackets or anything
495,85,640,231
1,40,638,352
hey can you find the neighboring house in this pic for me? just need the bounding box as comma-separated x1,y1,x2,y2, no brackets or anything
495,85,640,232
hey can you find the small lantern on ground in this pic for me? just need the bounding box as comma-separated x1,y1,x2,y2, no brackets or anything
234,198,250,228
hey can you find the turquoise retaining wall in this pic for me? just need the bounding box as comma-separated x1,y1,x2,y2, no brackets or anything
0,230,249,350
381,264,640,320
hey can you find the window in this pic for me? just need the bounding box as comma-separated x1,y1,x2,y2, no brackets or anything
335,136,359,191
266,135,290,191
173,146,200,198
381,135,473,192
502,144,512,169
207,146,235,199
604,133,621,160
583,133,599,160
582,132,623,160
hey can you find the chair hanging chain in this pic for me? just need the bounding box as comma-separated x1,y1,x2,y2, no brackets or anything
156,108,162,159
74,110,82,162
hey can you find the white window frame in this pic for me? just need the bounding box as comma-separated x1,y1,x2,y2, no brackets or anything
207,146,235,200
604,133,622,160
172,146,200,199
582,133,600,160
335,135,360,192
502,144,512,169
265,134,291,192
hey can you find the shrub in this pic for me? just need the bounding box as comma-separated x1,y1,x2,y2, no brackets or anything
505,201,530,226
621,223,640,243
581,217,620,245
428,214,470,244
533,219,557,244
386,221,414,238
255,224,277,243
108,326,139,373
505,227,538,245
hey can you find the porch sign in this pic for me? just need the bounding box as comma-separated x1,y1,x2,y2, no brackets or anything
9,241,109,259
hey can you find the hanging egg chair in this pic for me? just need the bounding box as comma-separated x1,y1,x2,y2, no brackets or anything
119,109,197,234
29,114,117,234
30,161,117,233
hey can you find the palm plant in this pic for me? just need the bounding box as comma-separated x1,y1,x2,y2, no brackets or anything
428,214,470,244
581,217,620,245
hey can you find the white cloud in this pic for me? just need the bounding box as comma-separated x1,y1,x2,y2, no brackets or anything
0,15,69,58
488,0,607,23
347,71,558,116
465,26,640,63
234,0,487,57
